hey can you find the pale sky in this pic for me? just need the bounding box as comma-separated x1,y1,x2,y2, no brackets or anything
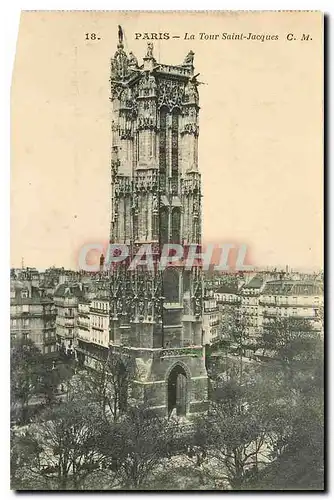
11,11,323,271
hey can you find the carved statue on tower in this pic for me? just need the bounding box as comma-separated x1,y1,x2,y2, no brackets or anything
152,194,159,213
146,42,154,59
193,198,200,218
111,26,129,80
184,78,199,105
183,50,195,65
128,51,139,68
118,25,124,45
114,49,128,79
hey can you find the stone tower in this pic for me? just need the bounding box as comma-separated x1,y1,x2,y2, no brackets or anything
109,29,208,416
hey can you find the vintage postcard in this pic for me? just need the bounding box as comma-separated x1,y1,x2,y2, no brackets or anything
10,11,324,491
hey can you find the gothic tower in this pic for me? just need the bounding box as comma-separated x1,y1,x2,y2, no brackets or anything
109,29,208,416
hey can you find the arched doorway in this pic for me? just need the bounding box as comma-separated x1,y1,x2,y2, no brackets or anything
167,364,188,417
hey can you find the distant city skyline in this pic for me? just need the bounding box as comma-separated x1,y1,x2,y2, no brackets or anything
12,262,323,275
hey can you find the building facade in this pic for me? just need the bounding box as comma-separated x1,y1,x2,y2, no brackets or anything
10,281,56,355
77,297,110,369
239,275,264,339
54,283,86,354
202,297,220,345
259,280,324,334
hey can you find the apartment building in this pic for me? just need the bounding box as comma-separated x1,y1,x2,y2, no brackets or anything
76,296,110,368
10,280,56,355
202,297,220,344
259,280,324,334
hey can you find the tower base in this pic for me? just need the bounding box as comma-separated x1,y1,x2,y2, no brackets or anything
112,344,209,417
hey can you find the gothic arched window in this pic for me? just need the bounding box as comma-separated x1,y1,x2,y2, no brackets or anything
160,206,169,245
171,207,181,244
163,268,180,303
183,270,191,293
159,106,168,192
171,109,179,194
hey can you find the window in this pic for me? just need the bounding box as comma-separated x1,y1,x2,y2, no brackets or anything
163,268,179,302
183,271,191,293
159,107,168,192
171,110,179,194
160,206,169,245
171,208,181,244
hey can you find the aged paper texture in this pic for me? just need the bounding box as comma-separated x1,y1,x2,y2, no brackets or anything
11,11,324,491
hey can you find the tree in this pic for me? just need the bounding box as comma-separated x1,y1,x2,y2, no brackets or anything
235,322,324,491
208,305,251,388
247,332,324,490
97,405,177,490
37,361,62,405
11,400,107,490
11,337,44,423
243,393,324,490
219,305,250,380
189,362,315,491
73,350,132,422
196,380,274,489
259,317,321,385
260,316,317,359
11,426,45,490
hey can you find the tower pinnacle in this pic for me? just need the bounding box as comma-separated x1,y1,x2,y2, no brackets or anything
118,25,124,47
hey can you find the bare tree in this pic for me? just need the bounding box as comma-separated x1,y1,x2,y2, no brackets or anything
70,350,132,422
258,316,320,384
214,305,249,383
11,400,108,490
11,337,44,423
194,406,262,487
97,405,178,490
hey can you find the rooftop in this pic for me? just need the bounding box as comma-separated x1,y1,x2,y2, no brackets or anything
262,280,323,296
54,283,86,298
215,285,239,294
242,276,264,290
